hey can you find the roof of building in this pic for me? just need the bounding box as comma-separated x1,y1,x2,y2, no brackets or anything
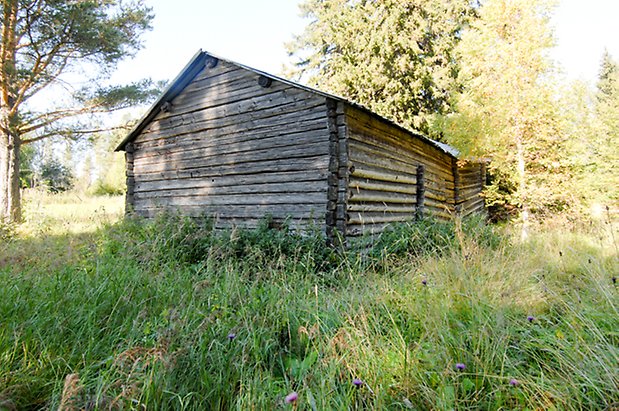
116,49,460,158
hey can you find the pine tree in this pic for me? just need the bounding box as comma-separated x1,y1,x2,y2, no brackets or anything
0,0,155,223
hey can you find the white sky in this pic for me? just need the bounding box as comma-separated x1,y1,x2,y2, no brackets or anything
112,0,618,91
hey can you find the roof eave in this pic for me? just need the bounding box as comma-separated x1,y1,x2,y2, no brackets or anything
115,50,207,151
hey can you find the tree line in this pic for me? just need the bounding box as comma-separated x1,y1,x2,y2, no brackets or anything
1,0,616,228
287,0,618,231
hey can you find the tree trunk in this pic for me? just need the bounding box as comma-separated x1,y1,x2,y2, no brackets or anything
1,1,20,223
516,136,529,241
0,125,20,223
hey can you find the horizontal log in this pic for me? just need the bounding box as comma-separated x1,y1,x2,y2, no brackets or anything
135,170,328,193
346,222,393,237
351,162,417,184
425,189,451,204
190,60,241,83
351,150,453,191
458,186,483,201
348,189,416,205
146,88,323,136
134,140,329,175
133,155,329,183
460,196,485,211
424,197,454,212
132,211,321,231
133,129,328,168
347,212,416,225
134,180,328,199
347,203,416,213
133,203,323,219
458,181,483,191
348,134,455,184
163,77,293,119
134,191,328,208
134,119,328,159
349,178,416,195
136,100,327,144
344,105,453,167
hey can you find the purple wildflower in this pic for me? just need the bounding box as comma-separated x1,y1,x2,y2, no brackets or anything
421,278,427,286
284,392,298,404
353,378,363,387
509,378,519,386
527,315,535,323
612,276,617,284
227,332,236,341
455,363,466,371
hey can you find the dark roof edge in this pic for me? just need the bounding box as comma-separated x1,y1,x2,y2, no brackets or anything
115,50,207,151
116,49,460,159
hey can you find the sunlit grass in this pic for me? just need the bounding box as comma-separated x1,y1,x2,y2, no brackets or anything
20,188,124,236
0,195,617,409
0,190,124,273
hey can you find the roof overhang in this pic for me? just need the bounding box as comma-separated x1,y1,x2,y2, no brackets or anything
115,50,208,151
115,49,462,160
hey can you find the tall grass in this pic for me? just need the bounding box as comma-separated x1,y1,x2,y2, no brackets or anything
0,196,617,409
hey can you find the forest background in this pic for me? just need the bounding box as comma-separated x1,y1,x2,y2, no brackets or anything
11,0,617,231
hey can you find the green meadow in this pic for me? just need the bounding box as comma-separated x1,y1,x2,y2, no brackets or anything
0,191,617,410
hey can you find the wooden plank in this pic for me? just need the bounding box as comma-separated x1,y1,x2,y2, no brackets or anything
133,140,329,174
134,118,328,158
134,180,327,199
349,178,416,195
348,189,417,205
133,129,328,167
133,156,329,183
134,191,327,208
136,101,327,145
134,170,328,193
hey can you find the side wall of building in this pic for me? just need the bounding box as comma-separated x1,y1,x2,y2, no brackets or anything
455,162,486,217
343,105,459,237
127,60,331,229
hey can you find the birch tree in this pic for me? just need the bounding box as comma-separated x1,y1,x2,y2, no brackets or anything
442,0,560,237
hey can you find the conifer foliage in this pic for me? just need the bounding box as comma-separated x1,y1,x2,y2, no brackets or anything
0,0,155,223
287,0,477,135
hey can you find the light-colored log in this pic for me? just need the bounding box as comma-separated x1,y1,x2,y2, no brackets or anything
133,129,328,167
134,180,327,199
134,191,327,208
134,170,328,193
349,178,416,195
348,189,417,205
134,155,329,183
133,140,329,174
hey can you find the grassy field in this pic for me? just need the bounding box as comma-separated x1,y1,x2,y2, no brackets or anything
0,191,617,410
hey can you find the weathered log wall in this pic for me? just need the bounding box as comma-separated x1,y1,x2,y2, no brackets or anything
129,59,331,229
456,161,486,217
344,106,457,236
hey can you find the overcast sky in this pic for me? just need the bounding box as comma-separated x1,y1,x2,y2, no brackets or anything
112,0,618,88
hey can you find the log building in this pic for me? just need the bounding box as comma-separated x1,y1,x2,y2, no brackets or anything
116,50,486,243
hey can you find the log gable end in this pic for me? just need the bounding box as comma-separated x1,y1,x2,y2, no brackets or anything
117,50,486,243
